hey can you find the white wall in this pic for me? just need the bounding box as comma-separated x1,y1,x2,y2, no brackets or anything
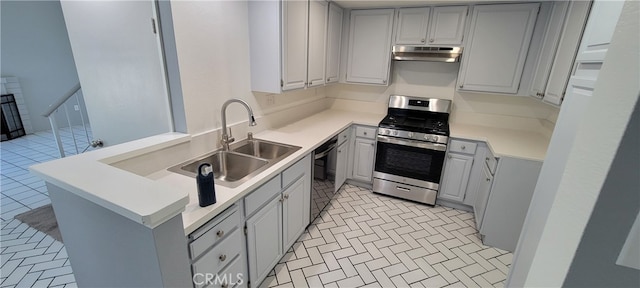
170,0,327,136
0,0,84,132
60,0,173,146
326,60,559,133
521,1,639,286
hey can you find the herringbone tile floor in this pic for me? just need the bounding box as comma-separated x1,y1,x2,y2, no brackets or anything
260,184,512,288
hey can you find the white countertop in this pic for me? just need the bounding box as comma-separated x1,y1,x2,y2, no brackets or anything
29,107,550,236
450,123,550,161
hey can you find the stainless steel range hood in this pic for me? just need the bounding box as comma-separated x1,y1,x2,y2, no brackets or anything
392,46,463,62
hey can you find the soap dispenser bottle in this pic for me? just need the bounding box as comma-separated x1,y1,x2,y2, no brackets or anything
197,163,216,207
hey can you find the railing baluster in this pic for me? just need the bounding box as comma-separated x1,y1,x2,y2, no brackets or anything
76,93,90,146
48,113,65,158
63,104,79,155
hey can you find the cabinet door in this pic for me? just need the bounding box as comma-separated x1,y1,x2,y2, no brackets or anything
346,9,394,85
457,3,539,94
246,195,283,286
281,0,308,91
335,141,348,193
542,1,591,105
474,163,493,231
395,7,430,45
428,6,468,45
439,153,474,203
308,0,327,87
283,177,308,250
326,3,343,84
352,138,375,183
529,2,569,99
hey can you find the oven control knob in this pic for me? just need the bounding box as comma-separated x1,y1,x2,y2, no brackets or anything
407,132,413,138
423,135,429,140
392,130,398,136
431,136,439,142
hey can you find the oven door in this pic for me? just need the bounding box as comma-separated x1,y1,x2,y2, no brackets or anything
374,135,446,188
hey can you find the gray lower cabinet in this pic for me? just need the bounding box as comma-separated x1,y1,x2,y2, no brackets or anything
188,204,248,288
245,154,312,287
246,195,283,286
439,153,474,203
350,125,377,184
283,177,308,250
334,141,348,192
473,158,495,232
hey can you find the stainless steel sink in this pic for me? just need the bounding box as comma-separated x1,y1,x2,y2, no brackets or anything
168,138,301,188
232,139,294,159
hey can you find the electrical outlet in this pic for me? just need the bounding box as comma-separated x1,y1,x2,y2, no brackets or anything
266,94,275,106
74,105,80,111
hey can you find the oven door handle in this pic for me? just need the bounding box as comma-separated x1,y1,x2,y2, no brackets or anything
377,135,447,151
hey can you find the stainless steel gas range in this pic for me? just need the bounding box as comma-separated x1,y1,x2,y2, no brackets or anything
373,95,452,205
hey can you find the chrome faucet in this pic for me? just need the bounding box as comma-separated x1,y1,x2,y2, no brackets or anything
221,99,257,151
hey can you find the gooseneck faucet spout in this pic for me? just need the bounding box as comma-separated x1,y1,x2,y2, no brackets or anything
221,99,257,151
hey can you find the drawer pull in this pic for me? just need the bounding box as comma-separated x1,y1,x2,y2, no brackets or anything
221,284,228,288
364,132,367,135
216,230,224,238
219,254,227,262
461,145,466,150
284,194,289,199
486,178,491,182
486,157,490,161
396,186,411,192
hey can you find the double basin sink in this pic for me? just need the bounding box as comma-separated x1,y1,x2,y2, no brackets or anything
168,138,301,188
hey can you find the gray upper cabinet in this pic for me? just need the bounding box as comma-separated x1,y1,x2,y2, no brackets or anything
326,3,343,84
346,9,394,85
428,6,468,45
307,0,328,88
281,0,309,91
395,7,430,45
457,3,540,94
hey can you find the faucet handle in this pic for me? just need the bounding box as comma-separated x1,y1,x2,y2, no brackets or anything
227,128,235,143
247,132,253,140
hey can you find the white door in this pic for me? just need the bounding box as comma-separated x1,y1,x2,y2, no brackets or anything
457,3,539,94
325,3,343,84
395,7,430,45
352,138,375,183
335,141,348,193
281,0,308,91
439,153,474,203
308,0,327,88
246,195,283,286
346,9,394,85
283,177,307,250
428,6,468,45
59,0,172,146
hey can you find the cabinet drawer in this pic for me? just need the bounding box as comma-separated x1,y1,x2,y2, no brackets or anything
192,230,242,283
282,154,311,188
449,140,477,154
190,207,240,259
337,128,350,145
355,126,376,139
485,150,498,175
245,176,281,217
210,254,245,288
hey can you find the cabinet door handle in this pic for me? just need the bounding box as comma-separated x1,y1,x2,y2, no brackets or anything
459,85,463,88
363,132,367,135
216,230,224,238
338,150,342,153
486,157,490,161
461,145,466,150
382,79,387,84
421,39,426,43
429,38,434,43
371,143,375,147
219,254,227,262
309,81,313,86
221,284,228,288
486,178,491,182
284,194,289,199
448,155,452,159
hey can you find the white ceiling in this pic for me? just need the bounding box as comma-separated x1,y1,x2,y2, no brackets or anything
333,0,514,9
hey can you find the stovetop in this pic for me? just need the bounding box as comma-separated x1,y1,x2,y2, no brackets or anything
378,114,450,136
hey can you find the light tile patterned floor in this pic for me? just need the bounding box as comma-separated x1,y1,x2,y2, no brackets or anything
260,184,512,288
1,126,91,287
